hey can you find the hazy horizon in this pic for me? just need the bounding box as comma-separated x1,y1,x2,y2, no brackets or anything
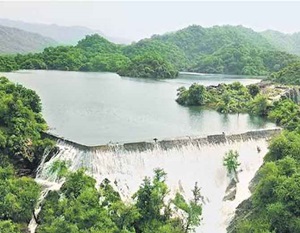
0,1,299,41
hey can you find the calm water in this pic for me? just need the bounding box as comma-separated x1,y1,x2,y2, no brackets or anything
1,70,275,145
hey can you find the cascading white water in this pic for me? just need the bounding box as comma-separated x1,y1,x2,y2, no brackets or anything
28,148,65,233
31,138,268,233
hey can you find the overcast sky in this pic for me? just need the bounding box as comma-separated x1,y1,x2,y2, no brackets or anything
0,1,299,41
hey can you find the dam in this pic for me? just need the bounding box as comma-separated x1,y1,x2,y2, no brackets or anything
1,70,280,233
32,128,281,233
42,128,280,152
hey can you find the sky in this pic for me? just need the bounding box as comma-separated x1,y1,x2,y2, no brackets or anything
0,1,299,41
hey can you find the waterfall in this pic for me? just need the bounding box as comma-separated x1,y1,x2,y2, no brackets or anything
28,148,65,233
29,135,270,233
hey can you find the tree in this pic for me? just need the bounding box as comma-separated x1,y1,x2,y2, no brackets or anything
223,150,241,181
247,84,260,97
0,220,20,233
173,183,203,233
38,168,202,233
133,168,169,231
0,166,40,223
249,94,269,116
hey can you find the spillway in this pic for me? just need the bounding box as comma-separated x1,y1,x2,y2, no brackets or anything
30,129,280,233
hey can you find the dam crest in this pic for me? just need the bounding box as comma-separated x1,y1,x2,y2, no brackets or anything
42,128,281,153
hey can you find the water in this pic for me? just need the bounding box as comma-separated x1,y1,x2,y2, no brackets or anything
0,70,275,146
34,137,269,233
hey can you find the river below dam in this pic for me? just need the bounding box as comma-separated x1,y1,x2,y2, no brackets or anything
1,70,275,145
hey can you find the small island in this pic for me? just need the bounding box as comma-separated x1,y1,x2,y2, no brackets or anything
176,63,300,130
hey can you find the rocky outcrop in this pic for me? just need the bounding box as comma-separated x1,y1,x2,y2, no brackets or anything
258,81,300,104
227,198,254,233
223,179,237,201
227,164,264,232
281,86,300,103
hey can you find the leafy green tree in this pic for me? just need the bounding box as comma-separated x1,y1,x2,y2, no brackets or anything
269,62,300,85
173,183,203,233
0,76,54,174
38,168,202,233
223,150,241,179
247,84,260,97
0,220,20,233
176,84,208,106
0,166,40,223
249,94,269,116
133,169,170,231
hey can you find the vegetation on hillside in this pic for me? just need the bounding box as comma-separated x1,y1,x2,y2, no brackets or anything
176,81,271,116
37,168,202,233
0,77,55,174
233,130,300,233
0,25,299,78
0,77,54,231
176,79,300,129
269,62,300,85
0,166,40,232
200,66,300,232
261,30,300,56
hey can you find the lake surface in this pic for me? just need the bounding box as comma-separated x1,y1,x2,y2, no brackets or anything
0,70,275,145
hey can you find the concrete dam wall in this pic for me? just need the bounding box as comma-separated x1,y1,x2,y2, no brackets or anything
42,128,281,153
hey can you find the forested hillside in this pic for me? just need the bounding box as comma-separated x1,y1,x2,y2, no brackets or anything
261,30,300,56
0,25,57,54
269,62,300,85
0,77,54,231
0,25,299,78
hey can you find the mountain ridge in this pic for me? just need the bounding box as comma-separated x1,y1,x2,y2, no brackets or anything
261,29,300,55
0,24,57,54
1,24,299,78
0,18,131,45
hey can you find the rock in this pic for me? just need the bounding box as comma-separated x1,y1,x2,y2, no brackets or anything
227,198,254,233
223,179,237,201
223,188,237,201
225,179,237,193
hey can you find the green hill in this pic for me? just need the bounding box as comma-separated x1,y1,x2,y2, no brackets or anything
269,62,300,85
1,25,299,78
261,30,300,56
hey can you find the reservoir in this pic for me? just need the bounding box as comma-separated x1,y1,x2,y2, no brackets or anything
1,70,275,145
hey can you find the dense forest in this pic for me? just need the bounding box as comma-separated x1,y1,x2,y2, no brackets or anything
261,30,300,56
0,77,54,174
269,62,300,85
0,25,299,78
0,76,54,231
